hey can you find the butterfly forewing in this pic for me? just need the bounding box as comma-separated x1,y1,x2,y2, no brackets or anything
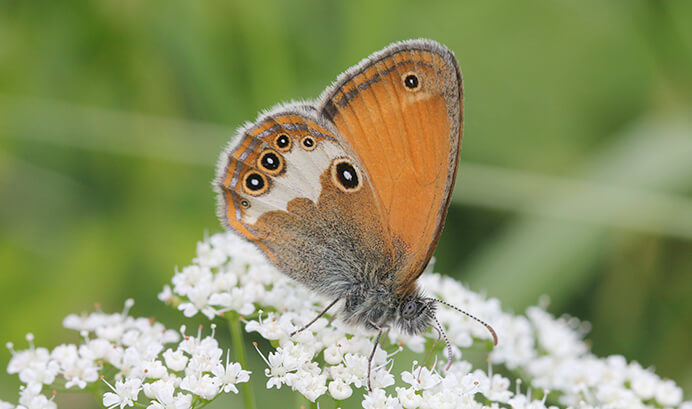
317,40,463,295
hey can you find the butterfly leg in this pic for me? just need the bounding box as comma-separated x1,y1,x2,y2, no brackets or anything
418,325,442,381
367,320,387,392
290,297,341,337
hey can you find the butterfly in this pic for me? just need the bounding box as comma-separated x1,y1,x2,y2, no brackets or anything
214,38,496,390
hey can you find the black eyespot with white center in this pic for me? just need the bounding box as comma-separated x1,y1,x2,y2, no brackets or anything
402,72,420,91
330,158,362,193
301,135,317,151
240,199,250,209
242,171,268,196
337,163,357,188
257,148,284,175
274,133,291,152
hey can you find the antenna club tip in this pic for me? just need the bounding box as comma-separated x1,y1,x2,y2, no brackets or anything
488,325,499,346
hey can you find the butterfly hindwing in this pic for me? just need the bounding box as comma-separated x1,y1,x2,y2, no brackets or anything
215,105,398,295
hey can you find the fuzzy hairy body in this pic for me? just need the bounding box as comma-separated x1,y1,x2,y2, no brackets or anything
247,169,436,335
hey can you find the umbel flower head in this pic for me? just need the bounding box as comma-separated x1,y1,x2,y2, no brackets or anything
2,231,689,409
3,299,250,409
160,232,690,409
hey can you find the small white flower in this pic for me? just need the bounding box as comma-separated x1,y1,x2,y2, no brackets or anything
395,386,422,409
263,349,294,389
17,394,56,409
194,240,227,268
419,388,459,409
627,364,659,400
185,344,222,376
342,353,369,388
211,271,238,293
141,360,168,379
528,307,587,359
401,365,441,391
0,401,15,409
328,378,353,400
7,340,51,377
179,373,219,400
245,312,294,342
79,339,112,361
654,379,683,406
292,371,328,402
16,359,59,387
178,332,219,358
208,287,255,316
490,315,536,369
158,285,174,304
485,374,512,402
323,344,343,365
63,357,100,389
162,349,189,372
50,345,78,369
172,265,213,297
102,378,142,409
211,351,250,394
146,382,192,409
371,365,396,390
178,282,217,319
362,388,402,409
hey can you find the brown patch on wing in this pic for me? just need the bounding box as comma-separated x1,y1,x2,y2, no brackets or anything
249,164,397,290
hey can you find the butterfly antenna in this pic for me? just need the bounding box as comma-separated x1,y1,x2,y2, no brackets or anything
434,299,498,346
432,314,454,370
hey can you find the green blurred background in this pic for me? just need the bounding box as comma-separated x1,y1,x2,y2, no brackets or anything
1,0,691,407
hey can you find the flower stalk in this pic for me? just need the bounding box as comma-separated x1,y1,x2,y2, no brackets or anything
228,312,256,409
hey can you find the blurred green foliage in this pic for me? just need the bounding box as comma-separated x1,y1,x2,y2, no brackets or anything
1,0,691,406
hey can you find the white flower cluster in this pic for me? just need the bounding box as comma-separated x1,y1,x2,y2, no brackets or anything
160,232,691,409
2,299,250,409
2,231,689,409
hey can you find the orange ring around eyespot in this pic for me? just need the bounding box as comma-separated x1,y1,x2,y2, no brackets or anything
256,148,284,176
242,171,269,196
330,157,362,193
300,135,317,151
273,133,292,152
401,71,422,92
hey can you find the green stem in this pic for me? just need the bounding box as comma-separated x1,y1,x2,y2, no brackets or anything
228,313,257,409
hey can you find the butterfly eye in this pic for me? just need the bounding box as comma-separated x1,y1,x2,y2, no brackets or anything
274,133,291,152
257,149,284,176
301,135,317,151
401,300,418,320
330,158,362,193
242,171,269,196
402,72,420,91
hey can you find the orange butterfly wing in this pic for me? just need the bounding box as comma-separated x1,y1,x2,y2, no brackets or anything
318,40,463,295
